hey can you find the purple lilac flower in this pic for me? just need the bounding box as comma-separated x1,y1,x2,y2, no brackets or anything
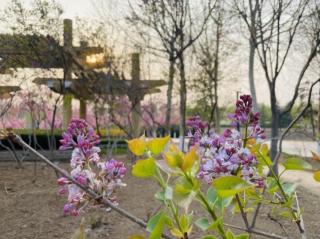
228,94,260,127
193,95,265,188
227,95,266,141
99,159,127,179
59,119,100,151
186,116,208,146
57,119,126,216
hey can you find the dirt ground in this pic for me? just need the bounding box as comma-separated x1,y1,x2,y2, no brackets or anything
1,159,320,239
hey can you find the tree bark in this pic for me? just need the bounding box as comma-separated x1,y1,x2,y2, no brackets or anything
165,57,175,134
249,39,258,112
179,54,187,151
213,13,221,132
270,89,280,174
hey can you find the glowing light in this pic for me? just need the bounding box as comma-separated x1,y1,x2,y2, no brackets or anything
86,53,104,65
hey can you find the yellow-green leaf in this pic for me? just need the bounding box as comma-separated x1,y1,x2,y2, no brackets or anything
283,157,312,171
182,146,198,172
261,144,269,155
212,176,251,198
201,236,217,239
147,211,167,239
164,144,184,168
132,158,156,178
128,235,145,239
170,228,184,238
127,138,146,156
147,136,170,156
314,170,320,182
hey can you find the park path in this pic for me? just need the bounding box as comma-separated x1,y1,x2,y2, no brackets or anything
279,165,320,195
265,140,318,158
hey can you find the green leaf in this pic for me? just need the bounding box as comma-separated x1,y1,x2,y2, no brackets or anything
283,158,312,171
147,136,170,156
226,229,235,239
127,138,146,156
179,214,192,232
279,210,294,219
212,176,252,198
164,186,173,200
250,143,272,167
132,158,156,178
207,187,218,205
282,183,296,196
154,191,165,201
266,177,279,193
174,177,198,210
207,187,233,210
195,218,210,231
147,211,166,239
208,217,223,231
201,236,217,239
216,197,233,210
235,234,249,239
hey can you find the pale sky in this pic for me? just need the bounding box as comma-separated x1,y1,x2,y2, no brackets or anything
0,0,95,18
0,0,319,107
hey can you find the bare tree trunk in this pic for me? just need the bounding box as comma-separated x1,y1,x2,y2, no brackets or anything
270,91,280,174
165,57,175,134
213,13,221,132
214,80,220,132
249,40,258,112
179,55,187,151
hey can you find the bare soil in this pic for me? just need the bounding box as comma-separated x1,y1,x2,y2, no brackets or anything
0,159,320,239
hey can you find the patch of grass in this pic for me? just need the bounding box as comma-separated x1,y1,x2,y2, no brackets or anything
100,146,128,156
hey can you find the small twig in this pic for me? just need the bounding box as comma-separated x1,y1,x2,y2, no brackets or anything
235,194,251,231
295,192,307,239
224,223,287,239
9,133,174,239
251,187,266,228
267,213,289,237
274,79,320,167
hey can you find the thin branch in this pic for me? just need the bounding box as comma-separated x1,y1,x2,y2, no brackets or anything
8,133,174,239
274,78,320,166
224,223,287,239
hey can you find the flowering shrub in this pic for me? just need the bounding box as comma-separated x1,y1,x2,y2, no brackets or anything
57,119,126,216
127,95,311,239
187,96,265,187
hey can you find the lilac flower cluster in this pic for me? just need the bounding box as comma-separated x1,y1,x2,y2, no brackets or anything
186,116,208,147
188,95,265,188
58,119,126,216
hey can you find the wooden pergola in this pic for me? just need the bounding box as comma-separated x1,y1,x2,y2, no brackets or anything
0,86,20,99
0,19,166,136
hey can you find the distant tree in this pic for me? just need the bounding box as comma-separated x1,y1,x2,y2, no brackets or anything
235,0,320,172
193,0,235,131
232,0,260,111
129,0,216,149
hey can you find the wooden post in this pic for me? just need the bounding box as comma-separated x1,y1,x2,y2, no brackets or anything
130,53,142,138
63,94,72,128
63,19,73,129
80,99,86,120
